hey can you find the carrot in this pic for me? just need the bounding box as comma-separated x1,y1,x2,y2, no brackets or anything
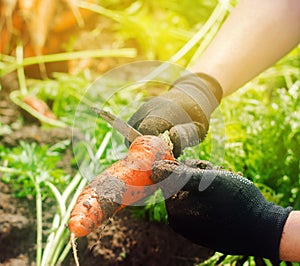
0,0,17,54
63,0,84,28
25,0,55,55
69,135,174,265
51,0,96,33
23,95,56,119
0,0,18,31
69,135,174,237
18,0,36,16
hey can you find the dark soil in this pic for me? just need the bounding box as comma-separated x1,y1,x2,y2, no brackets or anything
68,208,212,266
0,179,212,266
0,182,35,266
0,87,213,266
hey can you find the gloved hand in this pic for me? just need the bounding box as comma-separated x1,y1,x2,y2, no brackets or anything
151,160,293,263
127,73,223,157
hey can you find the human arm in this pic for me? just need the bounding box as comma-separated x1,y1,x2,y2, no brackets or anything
151,160,297,263
279,211,300,262
128,0,300,155
190,0,300,96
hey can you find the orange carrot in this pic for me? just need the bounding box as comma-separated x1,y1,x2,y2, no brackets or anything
18,0,36,16
51,0,96,33
0,0,17,54
24,0,55,56
23,95,56,119
63,0,84,28
0,0,17,30
69,135,174,238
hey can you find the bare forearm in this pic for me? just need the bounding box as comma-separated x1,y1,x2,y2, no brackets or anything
191,0,300,96
279,211,300,262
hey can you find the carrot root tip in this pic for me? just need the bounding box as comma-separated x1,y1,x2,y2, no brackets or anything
70,232,80,266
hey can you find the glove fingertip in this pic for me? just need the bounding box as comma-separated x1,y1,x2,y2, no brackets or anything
170,122,206,157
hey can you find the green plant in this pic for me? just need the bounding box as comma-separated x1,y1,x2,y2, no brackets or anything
131,189,168,223
197,252,244,266
0,120,12,136
78,0,231,65
1,141,68,197
1,140,69,266
0,40,137,128
0,132,111,266
0,46,137,77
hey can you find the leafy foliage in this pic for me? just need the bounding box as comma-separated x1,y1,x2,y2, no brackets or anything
131,189,168,223
1,141,69,198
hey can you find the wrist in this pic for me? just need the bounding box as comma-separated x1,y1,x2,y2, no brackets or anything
255,203,293,262
279,210,300,262
195,72,223,103
171,72,223,118
174,71,223,99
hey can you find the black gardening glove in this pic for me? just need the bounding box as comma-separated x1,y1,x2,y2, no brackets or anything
151,160,292,263
127,73,223,157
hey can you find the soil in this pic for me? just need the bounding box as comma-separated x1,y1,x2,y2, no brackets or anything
0,87,213,266
0,179,212,266
70,209,212,266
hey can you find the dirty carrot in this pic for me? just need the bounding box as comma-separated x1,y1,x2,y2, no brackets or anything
23,95,56,119
25,0,55,55
69,135,174,264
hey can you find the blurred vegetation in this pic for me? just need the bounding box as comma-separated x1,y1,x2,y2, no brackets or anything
0,0,299,265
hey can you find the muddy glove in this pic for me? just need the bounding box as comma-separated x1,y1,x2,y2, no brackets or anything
151,160,292,263
127,73,222,157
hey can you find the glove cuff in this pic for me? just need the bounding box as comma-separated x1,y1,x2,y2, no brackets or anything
196,72,223,103
260,204,293,263
170,72,223,121
168,73,223,126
